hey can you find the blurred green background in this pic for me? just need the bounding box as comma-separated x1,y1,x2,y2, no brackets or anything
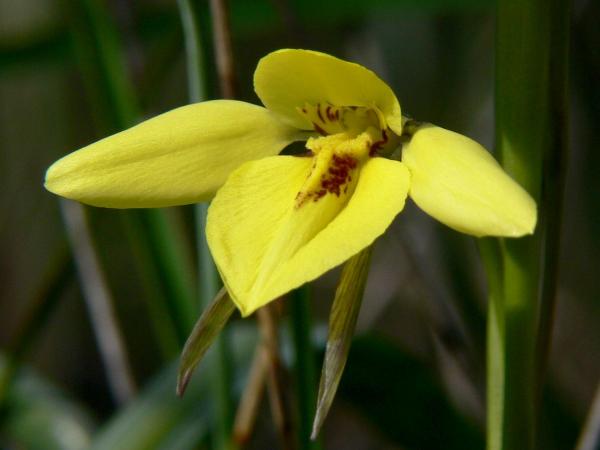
1,0,598,449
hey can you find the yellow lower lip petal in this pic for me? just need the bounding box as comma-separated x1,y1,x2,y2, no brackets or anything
207,155,410,316
402,125,537,237
45,100,301,208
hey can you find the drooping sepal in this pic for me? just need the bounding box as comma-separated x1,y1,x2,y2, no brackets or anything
311,246,372,439
177,287,236,397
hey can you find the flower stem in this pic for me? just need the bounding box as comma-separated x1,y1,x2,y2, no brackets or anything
178,1,237,449
485,0,570,449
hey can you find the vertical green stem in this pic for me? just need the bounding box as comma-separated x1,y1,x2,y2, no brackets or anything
178,1,236,449
486,0,570,449
290,286,320,450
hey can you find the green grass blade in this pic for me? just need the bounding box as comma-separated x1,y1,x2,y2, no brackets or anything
485,0,571,448
289,286,321,450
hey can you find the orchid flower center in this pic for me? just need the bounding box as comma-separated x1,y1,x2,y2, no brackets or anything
294,103,399,208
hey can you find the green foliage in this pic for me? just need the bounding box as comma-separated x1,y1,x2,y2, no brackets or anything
0,358,96,450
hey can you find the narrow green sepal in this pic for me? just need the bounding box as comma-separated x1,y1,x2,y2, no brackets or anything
311,246,373,439
176,287,236,397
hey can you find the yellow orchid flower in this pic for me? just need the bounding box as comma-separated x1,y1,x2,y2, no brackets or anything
45,49,537,317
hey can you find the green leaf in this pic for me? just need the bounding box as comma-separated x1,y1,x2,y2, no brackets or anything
311,246,372,438
177,288,236,396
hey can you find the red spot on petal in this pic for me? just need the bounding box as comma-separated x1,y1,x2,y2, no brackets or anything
316,104,325,123
313,123,327,136
316,154,358,199
369,129,389,156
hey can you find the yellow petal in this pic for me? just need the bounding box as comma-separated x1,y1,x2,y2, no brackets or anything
45,100,302,208
207,155,409,316
254,49,403,135
402,125,537,237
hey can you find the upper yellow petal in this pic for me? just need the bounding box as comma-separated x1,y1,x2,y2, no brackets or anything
402,125,537,237
207,155,409,316
45,100,302,208
254,49,402,135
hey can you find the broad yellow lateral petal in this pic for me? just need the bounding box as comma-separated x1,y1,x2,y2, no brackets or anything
402,125,537,237
207,156,409,316
254,49,403,135
45,100,302,208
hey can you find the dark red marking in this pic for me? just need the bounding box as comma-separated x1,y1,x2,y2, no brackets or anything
313,123,327,136
326,105,336,121
317,154,358,198
369,129,389,156
313,189,327,201
316,104,325,123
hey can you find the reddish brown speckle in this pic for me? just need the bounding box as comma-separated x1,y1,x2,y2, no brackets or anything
316,104,325,123
313,189,327,201
317,154,357,198
313,123,327,136
369,129,389,156
326,105,337,121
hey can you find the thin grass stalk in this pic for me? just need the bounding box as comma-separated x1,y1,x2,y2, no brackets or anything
233,345,269,445
257,307,295,450
178,1,236,448
60,199,136,404
480,238,505,450
289,286,320,450
576,383,600,450
209,0,236,99
484,0,570,449
68,0,196,343
119,216,182,358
